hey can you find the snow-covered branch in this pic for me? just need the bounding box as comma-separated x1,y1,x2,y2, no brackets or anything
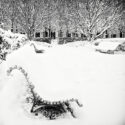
69,0,123,42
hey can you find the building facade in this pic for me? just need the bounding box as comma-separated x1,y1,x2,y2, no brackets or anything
1,21,125,40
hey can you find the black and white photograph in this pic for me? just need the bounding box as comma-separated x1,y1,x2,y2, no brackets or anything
0,0,125,125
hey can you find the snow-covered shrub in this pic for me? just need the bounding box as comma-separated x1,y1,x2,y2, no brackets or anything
115,42,125,51
0,36,10,60
0,28,28,53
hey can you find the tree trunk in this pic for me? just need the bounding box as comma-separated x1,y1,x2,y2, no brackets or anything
27,30,33,40
87,33,92,42
11,19,14,32
26,28,35,40
87,33,96,42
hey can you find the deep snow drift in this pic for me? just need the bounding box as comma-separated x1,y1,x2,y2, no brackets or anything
0,41,125,125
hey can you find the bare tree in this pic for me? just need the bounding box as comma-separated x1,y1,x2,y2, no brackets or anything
0,0,9,27
0,0,18,31
43,0,57,38
13,0,48,40
54,0,74,38
118,3,125,36
8,0,18,32
0,0,6,24
69,0,123,42
55,0,65,34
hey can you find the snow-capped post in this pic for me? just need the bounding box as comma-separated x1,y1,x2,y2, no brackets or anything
68,0,123,42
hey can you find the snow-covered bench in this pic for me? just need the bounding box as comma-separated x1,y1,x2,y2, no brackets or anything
94,40,125,54
95,42,121,51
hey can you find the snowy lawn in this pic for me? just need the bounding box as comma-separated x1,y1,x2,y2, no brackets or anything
0,41,125,125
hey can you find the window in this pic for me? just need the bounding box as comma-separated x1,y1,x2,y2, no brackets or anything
11,28,13,32
112,34,116,38
120,32,122,38
35,32,40,38
45,31,48,37
75,33,78,37
72,33,75,38
67,33,71,37
0,36,3,44
106,34,109,38
16,29,18,33
51,32,56,39
111,34,116,38
81,33,86,38
21,32,25,34
66,30,71,37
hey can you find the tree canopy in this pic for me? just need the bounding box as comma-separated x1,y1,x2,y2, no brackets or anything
0,0,124,41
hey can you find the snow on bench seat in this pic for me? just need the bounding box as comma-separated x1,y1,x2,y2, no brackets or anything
95,41,121,51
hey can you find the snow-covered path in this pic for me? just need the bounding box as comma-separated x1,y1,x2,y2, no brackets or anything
0,44,125,125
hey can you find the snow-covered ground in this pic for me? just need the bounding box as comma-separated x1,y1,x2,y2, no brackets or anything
0,40,125,125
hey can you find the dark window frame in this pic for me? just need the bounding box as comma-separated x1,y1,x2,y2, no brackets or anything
35,32,40,38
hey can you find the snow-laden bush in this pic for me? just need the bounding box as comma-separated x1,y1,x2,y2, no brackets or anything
115,42,125,51
0,28,28,53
